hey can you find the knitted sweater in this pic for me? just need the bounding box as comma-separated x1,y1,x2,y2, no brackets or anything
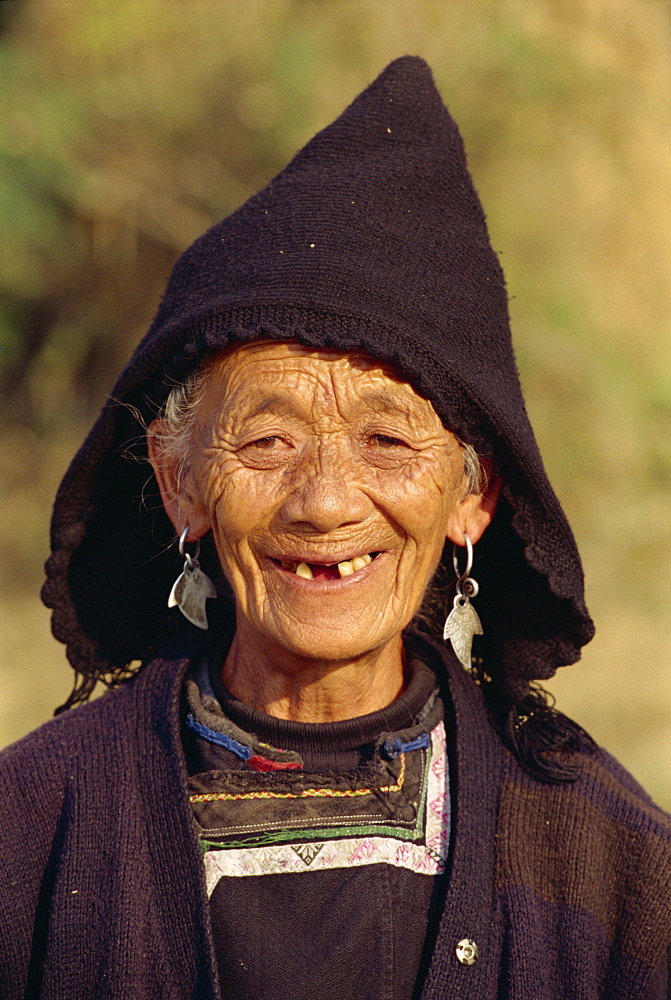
1,636,669,999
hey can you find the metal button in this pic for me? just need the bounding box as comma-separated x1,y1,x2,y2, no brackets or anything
455,938,478,966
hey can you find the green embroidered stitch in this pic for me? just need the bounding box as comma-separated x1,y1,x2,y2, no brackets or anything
199,821,420,853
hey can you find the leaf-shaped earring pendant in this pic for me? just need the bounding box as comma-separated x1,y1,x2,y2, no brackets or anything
443,596,483,669
168,528,217,630
443,533,483,671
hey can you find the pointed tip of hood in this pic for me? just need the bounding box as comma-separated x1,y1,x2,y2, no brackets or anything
304,52,449,153
369,54,436,93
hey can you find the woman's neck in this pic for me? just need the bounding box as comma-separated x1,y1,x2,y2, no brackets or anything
221,625,406,723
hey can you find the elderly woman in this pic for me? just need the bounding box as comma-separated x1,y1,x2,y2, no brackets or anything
1,57,669,1000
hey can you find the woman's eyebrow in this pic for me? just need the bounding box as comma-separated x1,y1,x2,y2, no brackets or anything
355,388,414,419
230,393,306,421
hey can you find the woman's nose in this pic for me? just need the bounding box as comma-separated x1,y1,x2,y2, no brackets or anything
279,441,372,533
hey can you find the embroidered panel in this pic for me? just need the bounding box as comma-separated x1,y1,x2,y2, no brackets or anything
197,722,449,895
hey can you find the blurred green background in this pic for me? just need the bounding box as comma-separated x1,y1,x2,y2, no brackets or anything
1,0,669,807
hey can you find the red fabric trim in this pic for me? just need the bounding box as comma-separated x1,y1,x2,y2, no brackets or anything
248,754,302,772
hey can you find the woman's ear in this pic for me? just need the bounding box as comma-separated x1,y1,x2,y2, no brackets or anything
146,419,211,541
446,461,502,546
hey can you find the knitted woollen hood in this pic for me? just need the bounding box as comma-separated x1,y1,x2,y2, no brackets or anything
42,56,594,711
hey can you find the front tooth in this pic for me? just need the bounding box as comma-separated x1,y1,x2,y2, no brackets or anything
295,562,314,579
338,560,354,577
351,556,367,572
362,553,372,565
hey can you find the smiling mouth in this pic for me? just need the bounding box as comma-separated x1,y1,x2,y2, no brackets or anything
272,552,379,581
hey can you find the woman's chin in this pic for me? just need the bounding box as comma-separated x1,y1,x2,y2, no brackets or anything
242,611,402,666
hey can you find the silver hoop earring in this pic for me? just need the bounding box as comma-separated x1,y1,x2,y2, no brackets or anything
442,532,483,670
168,527,217,630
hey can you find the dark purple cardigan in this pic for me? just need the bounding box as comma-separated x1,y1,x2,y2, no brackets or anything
1,639,669,999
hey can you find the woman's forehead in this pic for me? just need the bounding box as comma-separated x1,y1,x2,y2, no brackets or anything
191,340,446,433
210,339,405,380
203,340,431,410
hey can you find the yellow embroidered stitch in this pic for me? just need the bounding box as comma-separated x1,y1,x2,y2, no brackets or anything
189,754,406,803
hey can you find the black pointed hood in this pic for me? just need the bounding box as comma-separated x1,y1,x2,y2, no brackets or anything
42,56,594,707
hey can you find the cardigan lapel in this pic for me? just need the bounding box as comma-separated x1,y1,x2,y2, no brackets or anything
417,636,505,999
132,655,222,999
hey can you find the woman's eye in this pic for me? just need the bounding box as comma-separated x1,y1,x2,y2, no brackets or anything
246,436,291,451
237,435,294,466
369,434,409,448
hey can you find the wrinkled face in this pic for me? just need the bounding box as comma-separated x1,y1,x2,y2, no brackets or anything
185,341,468,662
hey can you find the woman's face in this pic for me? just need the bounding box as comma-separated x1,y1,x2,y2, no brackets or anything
158,341,475,663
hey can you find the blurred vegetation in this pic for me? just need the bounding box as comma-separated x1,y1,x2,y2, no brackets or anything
1,0,669,806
